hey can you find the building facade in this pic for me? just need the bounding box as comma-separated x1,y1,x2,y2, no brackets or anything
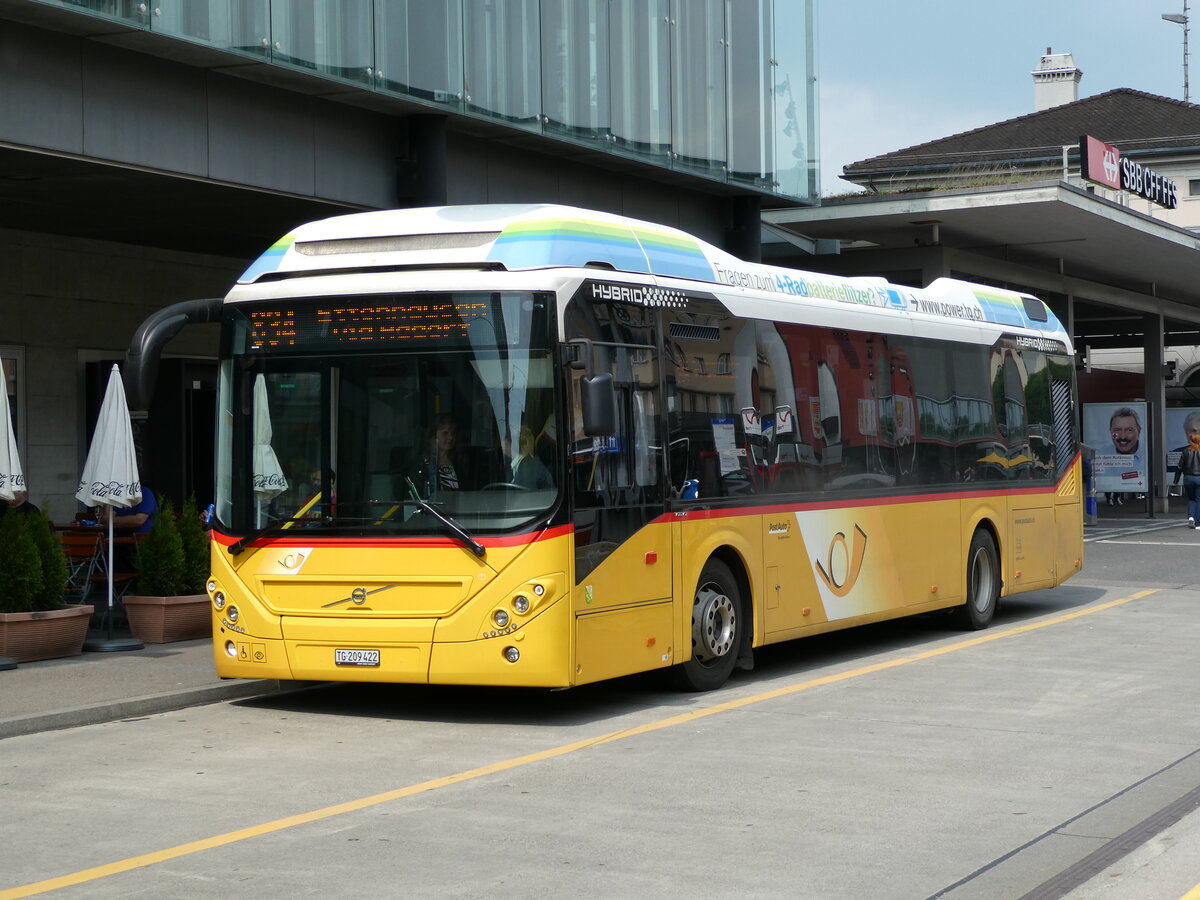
0,0,818,520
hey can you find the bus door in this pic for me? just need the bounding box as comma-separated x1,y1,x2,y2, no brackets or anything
565,287,673,684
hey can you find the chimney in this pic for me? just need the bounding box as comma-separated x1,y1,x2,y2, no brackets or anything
1032,47,1082,111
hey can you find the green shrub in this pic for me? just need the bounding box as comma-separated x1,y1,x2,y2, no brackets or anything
29,511,67,610
136,497,185,597
178,494,210,595
0,512,44,613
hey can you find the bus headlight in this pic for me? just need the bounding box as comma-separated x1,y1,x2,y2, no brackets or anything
512,595,530,614
493,609,510,628
213,592,226,610
532,584,545,597
227,606,239,623
207,580,217,594
503,646,520,663
225,640,237,657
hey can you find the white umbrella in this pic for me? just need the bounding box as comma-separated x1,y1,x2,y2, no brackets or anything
0,365,24,503
76,364,142,645
252,374,287,502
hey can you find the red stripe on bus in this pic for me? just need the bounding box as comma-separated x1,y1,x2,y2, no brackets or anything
211,522,572,550
652,452,1082,524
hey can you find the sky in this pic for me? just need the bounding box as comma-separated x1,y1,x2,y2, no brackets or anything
818,0,1192,196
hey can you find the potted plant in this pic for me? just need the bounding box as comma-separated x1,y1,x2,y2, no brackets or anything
122,496,212,643
0,510,93,662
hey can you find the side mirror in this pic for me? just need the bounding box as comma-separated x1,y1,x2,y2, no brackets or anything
581,372,616,436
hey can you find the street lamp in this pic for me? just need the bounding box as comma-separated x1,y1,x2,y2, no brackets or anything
1163,2,1191,102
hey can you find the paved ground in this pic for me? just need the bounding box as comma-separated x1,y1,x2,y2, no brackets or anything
2,502,1197,898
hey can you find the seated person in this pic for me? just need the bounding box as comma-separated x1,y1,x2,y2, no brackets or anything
97,485,157,534
0,491,40,520
510,425,554,490
407,415,483,494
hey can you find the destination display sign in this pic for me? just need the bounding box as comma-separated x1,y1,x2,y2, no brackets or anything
245,297,494,350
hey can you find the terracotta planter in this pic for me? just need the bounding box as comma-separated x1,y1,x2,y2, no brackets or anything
0,605,94,662
123,594,211,643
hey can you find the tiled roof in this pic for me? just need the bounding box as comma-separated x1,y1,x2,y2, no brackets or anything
844,89,1200,175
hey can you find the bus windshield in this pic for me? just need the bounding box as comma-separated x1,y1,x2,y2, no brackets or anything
215,292,560,537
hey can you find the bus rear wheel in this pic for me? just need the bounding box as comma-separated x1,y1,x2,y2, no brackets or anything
954,529,999,630
674,558,741,691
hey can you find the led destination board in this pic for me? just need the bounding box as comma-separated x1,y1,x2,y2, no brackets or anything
246,297,493,351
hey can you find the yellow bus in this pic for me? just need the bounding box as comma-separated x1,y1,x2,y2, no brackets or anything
127,205,1083,691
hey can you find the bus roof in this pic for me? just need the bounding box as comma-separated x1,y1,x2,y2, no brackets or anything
237,204,1067,338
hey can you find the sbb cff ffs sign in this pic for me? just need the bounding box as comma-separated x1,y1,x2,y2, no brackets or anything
1079,135,1178,209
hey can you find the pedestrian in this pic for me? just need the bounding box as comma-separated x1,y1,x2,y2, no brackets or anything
1172,431,1200,529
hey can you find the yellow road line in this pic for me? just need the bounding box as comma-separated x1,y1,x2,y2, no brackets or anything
0,589,1157,899
1183,883,1200,900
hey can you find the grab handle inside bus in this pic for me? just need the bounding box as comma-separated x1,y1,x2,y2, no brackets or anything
566,338,616,436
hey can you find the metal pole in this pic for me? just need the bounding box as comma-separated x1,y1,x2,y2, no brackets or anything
1164,3,1191,102
1186,0,1191,102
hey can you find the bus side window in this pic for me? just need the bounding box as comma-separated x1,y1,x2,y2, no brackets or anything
570,345,660,504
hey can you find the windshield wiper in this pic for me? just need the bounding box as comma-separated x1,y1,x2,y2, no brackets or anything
404,477,486,558
229,507,333,555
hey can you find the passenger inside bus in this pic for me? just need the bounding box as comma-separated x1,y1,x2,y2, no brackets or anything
407,414,486,494
507,424,553,490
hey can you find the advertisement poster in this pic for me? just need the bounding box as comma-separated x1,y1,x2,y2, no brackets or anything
1165,407,1200,472
1083,402,1148,493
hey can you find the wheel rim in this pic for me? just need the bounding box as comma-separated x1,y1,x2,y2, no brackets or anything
692,582,736,663
969,545,995,613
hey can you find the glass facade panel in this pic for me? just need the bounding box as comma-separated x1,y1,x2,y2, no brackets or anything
56,0,146,25
375,1,465,106
671,0,726,175
269,0,373,85
541,0,610,141
726,0,773,189
771,0,818,201
610,0,672,161
154,1,269,58
52,0,819,203
464,0,541,129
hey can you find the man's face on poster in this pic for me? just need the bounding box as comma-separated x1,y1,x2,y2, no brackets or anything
1110,415,1140,454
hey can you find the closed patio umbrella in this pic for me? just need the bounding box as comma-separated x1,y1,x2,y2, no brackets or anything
252,374,287,523
75,364,144,651
0,364,24,503
0,366,22,667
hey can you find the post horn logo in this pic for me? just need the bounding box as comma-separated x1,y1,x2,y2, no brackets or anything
814,524,868,597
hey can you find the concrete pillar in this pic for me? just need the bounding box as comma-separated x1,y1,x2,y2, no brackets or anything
397,115,448,207
724,196,762,263
1144,312,1167,513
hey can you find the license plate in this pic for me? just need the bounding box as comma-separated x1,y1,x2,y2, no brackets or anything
335,648,380,667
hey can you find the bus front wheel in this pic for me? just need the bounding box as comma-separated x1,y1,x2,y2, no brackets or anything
675,558,741,691
955,529,999,630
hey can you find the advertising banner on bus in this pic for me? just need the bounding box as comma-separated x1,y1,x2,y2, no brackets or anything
1083,402,1148,493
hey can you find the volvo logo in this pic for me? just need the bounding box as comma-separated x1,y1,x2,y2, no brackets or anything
323,584,399,608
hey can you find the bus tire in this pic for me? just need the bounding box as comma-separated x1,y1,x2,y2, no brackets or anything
954,529,999,630
674,558,741,691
